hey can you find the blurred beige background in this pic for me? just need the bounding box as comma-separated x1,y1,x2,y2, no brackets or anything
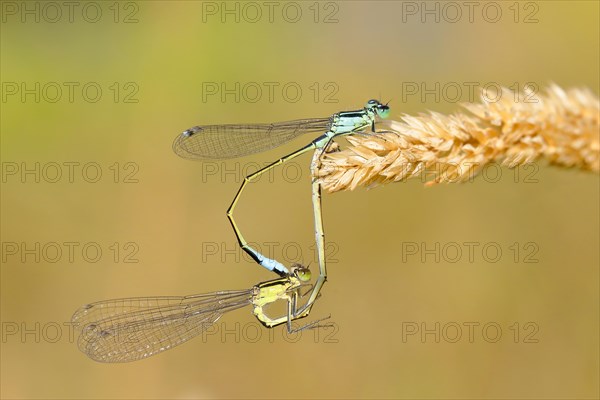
1,1,598,399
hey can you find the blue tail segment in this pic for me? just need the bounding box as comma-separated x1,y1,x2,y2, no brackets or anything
245,247,289,277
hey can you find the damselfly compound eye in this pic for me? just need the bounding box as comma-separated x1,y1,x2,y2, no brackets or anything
296,268,312,282
377,105,390,119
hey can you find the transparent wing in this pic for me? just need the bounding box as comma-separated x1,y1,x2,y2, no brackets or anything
173,117,332,160
72,290,252,363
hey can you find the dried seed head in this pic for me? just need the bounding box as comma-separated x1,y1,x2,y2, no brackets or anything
315,85,599,192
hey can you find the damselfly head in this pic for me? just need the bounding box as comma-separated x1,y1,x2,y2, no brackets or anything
290,263,312,282
366,99,390,119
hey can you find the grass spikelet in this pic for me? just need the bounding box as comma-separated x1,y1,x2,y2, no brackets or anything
315,84,599,192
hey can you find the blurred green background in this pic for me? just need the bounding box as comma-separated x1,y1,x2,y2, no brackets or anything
1,1,598,399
